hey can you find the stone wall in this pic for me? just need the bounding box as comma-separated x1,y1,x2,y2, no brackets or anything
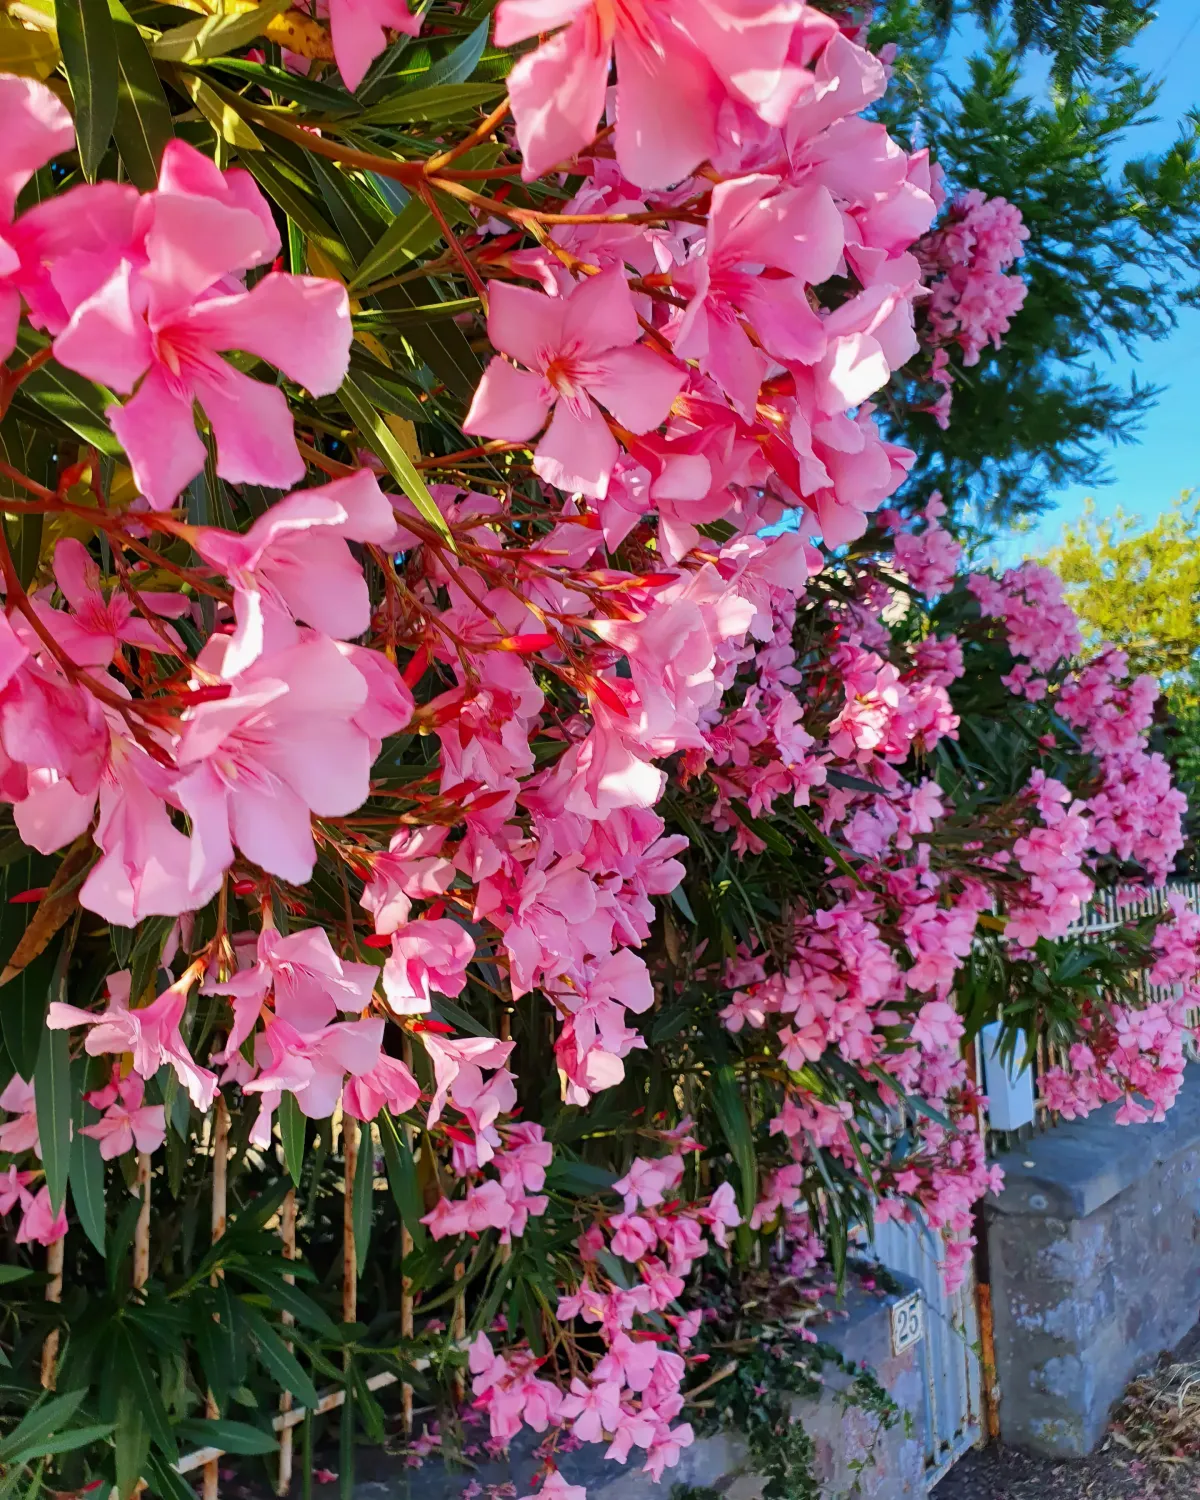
984,1068,1200,1457
345,1273,928,1500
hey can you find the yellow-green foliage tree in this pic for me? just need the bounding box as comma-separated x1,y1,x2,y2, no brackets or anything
1046,493,1200,785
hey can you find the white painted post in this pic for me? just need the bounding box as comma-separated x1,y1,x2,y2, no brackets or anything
980,1021,1035,1131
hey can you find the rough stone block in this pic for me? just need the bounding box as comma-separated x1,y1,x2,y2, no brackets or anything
985,1067,1200,1458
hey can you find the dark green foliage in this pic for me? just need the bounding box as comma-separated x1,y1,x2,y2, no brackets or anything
924,0,1153,86
873,4,1200,536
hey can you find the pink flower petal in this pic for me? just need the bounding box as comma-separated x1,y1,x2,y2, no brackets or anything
611,29,720,190
486,279,565,371
181,273,351,396
585,344,684,434
52,260,153,395
534,398,618,497
509,21,610,181
561,265,640,357
0,76,74,221
142,189,277,322
463,357,552,442
191,361,308,493
107,367,207,511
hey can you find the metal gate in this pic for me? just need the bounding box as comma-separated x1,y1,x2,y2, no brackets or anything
871,1216,982,1488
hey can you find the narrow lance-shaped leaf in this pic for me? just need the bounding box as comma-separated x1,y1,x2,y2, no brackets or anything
35,1019,72,1215
56,0,119,180
279,1090,306,1185
352,1117,373,1275
108,0,173,190
70,1115,106,1254
378,1111,427,1247
340,375,455,548
151,0,290,62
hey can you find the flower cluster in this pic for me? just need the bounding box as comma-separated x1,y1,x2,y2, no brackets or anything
915,189,1029,426
0,13,1188,1497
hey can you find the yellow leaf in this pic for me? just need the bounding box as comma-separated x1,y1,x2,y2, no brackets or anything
355,329,392,365
385,415,420,463
0,12,59,76
172,67,263,147
260,5,331,58
306,241,345,283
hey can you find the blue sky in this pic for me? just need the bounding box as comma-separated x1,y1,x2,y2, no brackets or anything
953,0,1200,563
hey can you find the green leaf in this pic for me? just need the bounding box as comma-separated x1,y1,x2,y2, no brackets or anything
5,1420,115,1464
351,196,439,289
117,1327,177,1459
709,1060,757,1217
340,375,454,547
114,1387,148,1500
109,0,173,189
34,1022,71,1215
422,17,489,88
128,914,174,1004
237,1269,338,1336
0,1392,88,1466
152,0,289,61
790,804,864,887
2,942,56,1082
70,1123,106,1256
206,55,360,114
0,1266,32,1285
351,1119,373,1275
173,66,263,148
377,1112,426,1248
189,1288,236,1416
145,1452,201,1500
278,1091,305,1186
239,1304,319,1410
342,357,425,421
545,1158,618,1196
14,328,121,453
175,1418,277,1456
361,80,503,126
57,0,119,180
241,152,355,279
375,281,482,398
308,154,384,261
429,994,491,1037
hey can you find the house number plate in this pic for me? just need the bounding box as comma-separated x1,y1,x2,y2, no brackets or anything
890,1292,924,1354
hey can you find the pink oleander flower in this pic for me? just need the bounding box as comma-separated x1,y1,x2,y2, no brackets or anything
672,172,841,415
0,1075,39,1156
0,1167,35,1215
49,971,218,1109
328,0,422,91
81,1072,166,1159
175,633,377,889
419,1031,513,1126
245,1014,384,1126
52,141,351,509
189,470,400,675
496,0,807,188
204,924,379,1058
463,269,685,499
0,74,76,361
382,918,476,1015
39,537,190,667
342,1052,422,1121
613,1155,684,1212
519,1473,587,1500
16,1185,67,1246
